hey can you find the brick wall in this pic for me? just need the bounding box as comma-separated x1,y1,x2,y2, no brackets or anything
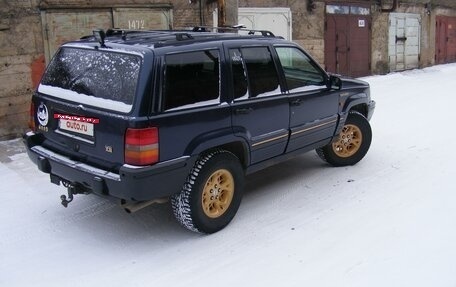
0,0,43,140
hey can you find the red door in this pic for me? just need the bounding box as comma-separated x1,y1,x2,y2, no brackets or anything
325,10,371,77
325,15,349,75
436,17,448,64
349,15,371,77
436,16,456,64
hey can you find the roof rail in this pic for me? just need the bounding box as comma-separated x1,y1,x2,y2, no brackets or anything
105,29,128,40
84,29,195,42
175,33,194,41
105,28,170,39
192,25,276,37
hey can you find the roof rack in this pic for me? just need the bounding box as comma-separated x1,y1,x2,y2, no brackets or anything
82,27,277,42
80,27,279,47
82,29,196,42
192,25,276,37
105,28,173,40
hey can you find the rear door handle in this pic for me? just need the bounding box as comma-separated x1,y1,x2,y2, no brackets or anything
234,107,253,114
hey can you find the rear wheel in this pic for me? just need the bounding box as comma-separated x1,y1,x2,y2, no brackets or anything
316,111,372,166
171,150,244,234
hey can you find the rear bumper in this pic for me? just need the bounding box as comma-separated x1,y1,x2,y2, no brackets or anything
23,132,196,201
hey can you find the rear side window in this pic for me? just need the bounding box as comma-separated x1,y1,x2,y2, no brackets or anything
39,47,142,113
163,50,220,111
230,47,281,100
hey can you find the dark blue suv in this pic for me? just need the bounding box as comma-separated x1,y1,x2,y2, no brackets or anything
24,28,375,233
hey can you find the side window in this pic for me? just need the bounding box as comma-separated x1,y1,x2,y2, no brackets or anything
229,49,249,100
275,47,327,93
230,46,281,100
163,50,220,111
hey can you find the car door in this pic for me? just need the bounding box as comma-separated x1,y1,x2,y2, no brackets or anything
274,46,339,152
227,45,290,164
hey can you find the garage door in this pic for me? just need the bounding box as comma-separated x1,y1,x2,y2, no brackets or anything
388,13,421,71
324,4,371,77
41,7,172,62
436,16,456,64
238,8,292,40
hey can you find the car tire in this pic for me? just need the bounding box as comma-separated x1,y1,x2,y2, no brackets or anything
171,150,244,234
316,111,372,167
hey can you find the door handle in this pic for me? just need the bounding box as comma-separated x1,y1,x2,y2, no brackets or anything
234,107,253,114
290,99,302,106
395,36,407,43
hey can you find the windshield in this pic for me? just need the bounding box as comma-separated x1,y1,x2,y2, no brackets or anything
39,47,142,113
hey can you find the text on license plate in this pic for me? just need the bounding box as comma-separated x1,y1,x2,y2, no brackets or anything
59,119,94,136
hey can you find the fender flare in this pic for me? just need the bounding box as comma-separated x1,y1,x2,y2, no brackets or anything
335,92,370,136
341,92,369,114
184,127,251,167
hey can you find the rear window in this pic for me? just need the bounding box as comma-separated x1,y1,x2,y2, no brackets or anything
38,47,142,113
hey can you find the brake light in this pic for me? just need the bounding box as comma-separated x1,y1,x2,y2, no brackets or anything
29,101,36,131
124,127,159,166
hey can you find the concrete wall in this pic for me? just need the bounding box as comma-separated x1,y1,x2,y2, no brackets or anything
0,0,43,140
371,10,390,74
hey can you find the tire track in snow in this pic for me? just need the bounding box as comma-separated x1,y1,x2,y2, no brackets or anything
1,154,119,247
0,197,118,248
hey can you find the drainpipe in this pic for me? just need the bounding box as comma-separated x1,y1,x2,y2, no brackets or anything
218,0,226,26
380,0,398,13
215,0,237,27
199,0,204,25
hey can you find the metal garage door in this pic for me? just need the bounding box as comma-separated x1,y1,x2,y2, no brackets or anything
436,16,456,64
41,7,172,62
238,8,292,40
388,13,421,71
324,4,371,77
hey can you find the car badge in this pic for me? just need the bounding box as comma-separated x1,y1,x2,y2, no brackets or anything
37,103,49,126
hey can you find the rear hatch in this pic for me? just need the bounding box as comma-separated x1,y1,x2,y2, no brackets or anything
32,44,146,172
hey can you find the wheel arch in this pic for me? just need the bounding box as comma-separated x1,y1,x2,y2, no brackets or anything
334,96,370,141
348,103,369,119
184,129,250,169
342,93,370,118
215,141,249,168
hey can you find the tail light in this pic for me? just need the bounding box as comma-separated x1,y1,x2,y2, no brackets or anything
124,127,159,166
29,101,36,131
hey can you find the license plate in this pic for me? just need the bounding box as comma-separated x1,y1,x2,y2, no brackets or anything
59,119,94,137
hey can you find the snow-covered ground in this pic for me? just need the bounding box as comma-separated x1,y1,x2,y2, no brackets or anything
1,64,456,287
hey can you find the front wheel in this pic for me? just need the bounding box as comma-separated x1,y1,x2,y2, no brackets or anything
316,111,372,167
171,150,244,234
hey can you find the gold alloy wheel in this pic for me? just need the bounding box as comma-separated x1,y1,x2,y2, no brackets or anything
202,169,234,219
332,124,363,158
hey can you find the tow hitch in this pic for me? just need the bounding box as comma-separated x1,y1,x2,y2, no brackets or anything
60,181,89,208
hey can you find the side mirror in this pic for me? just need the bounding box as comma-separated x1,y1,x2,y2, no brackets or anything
328,75,342,90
